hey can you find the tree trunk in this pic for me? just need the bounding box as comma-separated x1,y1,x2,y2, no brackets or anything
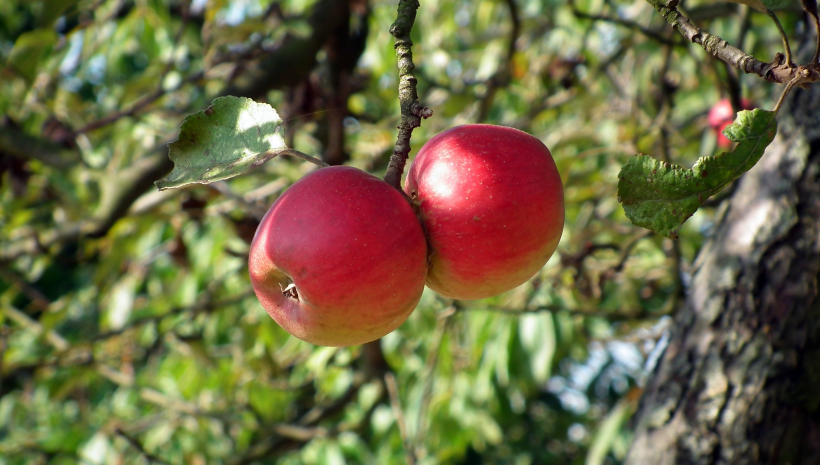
625,83,820,463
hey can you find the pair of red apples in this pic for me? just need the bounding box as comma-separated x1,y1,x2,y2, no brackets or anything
248,124,565,346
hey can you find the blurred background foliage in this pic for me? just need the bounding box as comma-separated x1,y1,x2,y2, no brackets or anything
0,0,803,463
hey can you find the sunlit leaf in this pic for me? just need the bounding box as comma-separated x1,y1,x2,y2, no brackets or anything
518,312,555,385
6,29,58,82
155,96,287,190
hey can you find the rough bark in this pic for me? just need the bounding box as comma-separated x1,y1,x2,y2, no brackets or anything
626,76,820,463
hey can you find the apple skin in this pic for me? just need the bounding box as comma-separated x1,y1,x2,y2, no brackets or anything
708,98,754,149
249,166,428,347
405,124,564,300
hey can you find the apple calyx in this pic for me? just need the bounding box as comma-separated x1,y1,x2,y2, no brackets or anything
281,283,298,299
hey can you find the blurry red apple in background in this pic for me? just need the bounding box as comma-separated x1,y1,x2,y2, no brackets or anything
249,166,428,346
708,98,755,149
405,124,564,300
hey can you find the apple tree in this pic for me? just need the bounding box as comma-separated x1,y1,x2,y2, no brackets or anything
1,0,819,464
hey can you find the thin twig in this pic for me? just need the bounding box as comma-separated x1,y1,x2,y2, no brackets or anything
278,148,330,167
93,290,252,341
3,305,140,386
654,44,675,163
385,372,415,465
466,303,660,321
644,0,820,85
383,0,433,191
766,8,793,66
573,8,684,47
115,428,172,465
3,306,69,351
806,0,820,63
75,71,204,135
0,266,51,310
208,182,270,219
414,308,455,455
0,326,8,396
1,148,174,263
233,375,367,465
611,230,654,274
0,125,78,169
773,69,810,114
75,5,198,135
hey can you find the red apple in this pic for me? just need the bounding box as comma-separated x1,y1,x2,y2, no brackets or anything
249,166,428,346
405,124,564,300
708,98,754,149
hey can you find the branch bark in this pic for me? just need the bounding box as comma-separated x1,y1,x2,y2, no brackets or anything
646,0,820,84
115,428,172,465
383,0,432,191
0,149,172,261
573,8,685,47
0,125,79,169
385,372,415,465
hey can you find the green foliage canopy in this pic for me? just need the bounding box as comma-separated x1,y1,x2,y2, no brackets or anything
0,0,798,463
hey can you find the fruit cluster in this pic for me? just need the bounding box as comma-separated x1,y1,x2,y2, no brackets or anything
249,124,565,346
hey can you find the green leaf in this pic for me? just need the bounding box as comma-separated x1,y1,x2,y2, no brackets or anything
37,0,78,27
518,313,555,385
6,29,58,82
155,96,288,190
585,399,632,465
618,109,777,239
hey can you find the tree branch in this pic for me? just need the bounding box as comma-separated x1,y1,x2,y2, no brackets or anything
233,374,368,465
0,149,173,262
646,0,820,84
414,308,454,456
0,125,79,169
3,306,69,351
385,372,415,465
0,266,51,310
383,0,433,191
0,325,9,397
573,7,685,47
93,290,252,341
466,303,666,321
74,72,204,135
115,428,172,465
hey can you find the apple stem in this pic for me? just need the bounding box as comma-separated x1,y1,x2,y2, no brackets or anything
384,0,433,193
